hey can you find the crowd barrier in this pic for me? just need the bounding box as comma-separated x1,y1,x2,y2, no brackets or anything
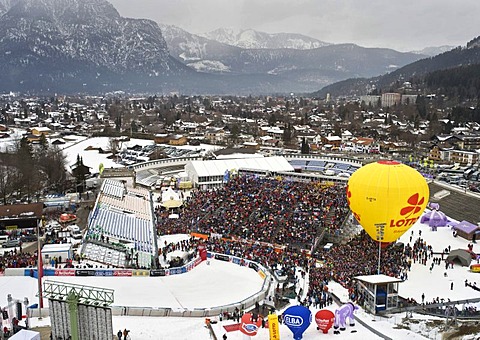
7,252,271,318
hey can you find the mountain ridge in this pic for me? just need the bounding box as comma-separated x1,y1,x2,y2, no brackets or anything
160,24,425,92
0,0,431,94
313,39,480,98
199,27,330,50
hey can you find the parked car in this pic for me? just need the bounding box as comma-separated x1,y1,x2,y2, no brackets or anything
20,235,38,243
2,239,21,248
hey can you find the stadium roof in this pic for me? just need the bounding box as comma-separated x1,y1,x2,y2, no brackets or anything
186,156,294,177
354,274,403,284
0,203,43,219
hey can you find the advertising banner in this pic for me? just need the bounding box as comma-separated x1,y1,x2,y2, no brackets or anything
113,270,132,277
168,267,186,275
268,314,280,340
249,262,259,272
231,257,242,265
132,270,149,276
75,269,96,276
214,254,230,262
43,269,55,276
94,270,114,276
186,257,203,272
150,269,166,277
55,269,76,276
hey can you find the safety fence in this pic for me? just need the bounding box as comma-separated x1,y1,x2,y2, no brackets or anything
12,251,271,319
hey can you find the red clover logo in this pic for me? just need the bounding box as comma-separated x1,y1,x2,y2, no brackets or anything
400,193,425,218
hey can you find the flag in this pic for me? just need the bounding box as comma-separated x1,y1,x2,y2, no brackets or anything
37,222,44,309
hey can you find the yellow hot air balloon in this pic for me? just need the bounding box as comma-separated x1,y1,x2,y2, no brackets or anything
347,160,429,244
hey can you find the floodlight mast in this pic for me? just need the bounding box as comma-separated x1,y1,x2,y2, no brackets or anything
37,219,43,320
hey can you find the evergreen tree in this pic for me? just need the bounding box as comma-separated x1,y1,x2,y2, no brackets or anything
283,123,292,145
301,138,310,154
39,133,48,150
74,155,88,193
416,96,427,119
268,114,276,126
16,137,37,200
131,120,138,133
115,115,122,132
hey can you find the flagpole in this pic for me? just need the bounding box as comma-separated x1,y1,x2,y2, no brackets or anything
377,239,381,275
37,220,43,320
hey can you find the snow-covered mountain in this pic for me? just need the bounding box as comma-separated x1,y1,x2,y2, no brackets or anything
411,45,455,57
200,28,330,50
159,24,240,73
0,0,13,14
160,24,424,82
0,0,190,93
0,0,427,94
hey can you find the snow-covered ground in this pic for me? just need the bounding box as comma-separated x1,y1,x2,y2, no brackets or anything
58,135,220,172
58,136,151,171
0,128,221,173
1,133,479,339
398,215,480,305
7,215,479,340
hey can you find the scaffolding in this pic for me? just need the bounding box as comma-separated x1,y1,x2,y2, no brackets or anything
43,281,114,306
43,281,114,340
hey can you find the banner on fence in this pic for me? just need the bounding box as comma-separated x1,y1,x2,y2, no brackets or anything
132,270,149,276
54,269,76,276
76,270,96,276
114,270,132,277
150,269,166,277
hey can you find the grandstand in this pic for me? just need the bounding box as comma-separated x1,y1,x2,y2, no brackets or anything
185,156,294,189
81,179,158,269
287,157,361,177
135,164,186,188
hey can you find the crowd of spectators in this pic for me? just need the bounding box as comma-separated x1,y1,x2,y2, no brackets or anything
1,173,475,318
156,175,349,249
0,250,37,272
153,174,428,310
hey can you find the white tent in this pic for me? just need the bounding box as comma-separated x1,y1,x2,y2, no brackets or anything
161,188,183,209
9,329,41,340
161,187,181,202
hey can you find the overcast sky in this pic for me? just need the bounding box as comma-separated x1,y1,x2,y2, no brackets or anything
108,0,480,52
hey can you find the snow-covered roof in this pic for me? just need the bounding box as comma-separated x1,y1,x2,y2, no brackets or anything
42,243,72,251
32,126,51,132
354,274,403,284
325,135,342,141
186,156,293,177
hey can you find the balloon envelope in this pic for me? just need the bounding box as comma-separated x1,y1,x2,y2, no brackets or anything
315,309,334,334
239,312,262,336
284,305,312,340
347,160,429,243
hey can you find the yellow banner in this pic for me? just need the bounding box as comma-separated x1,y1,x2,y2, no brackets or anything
268,314,280,340
132,270,149,276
